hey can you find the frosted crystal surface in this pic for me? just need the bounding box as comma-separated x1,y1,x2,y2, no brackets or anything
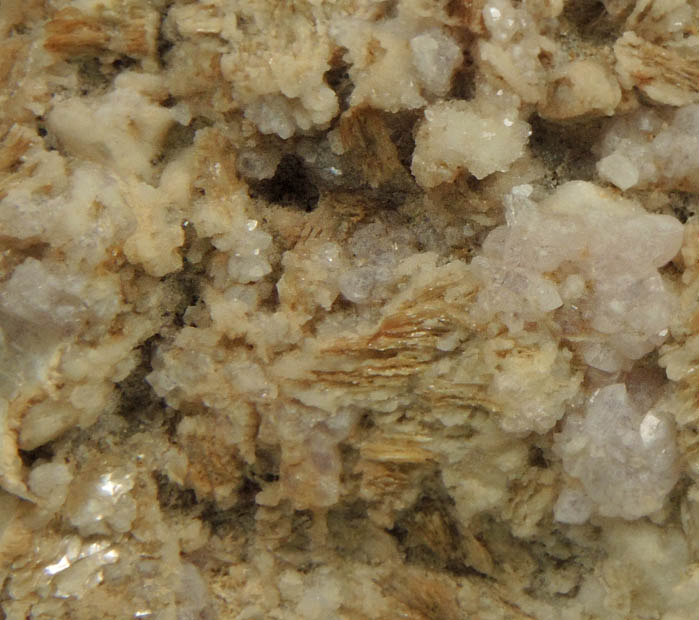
553,487,594,525
474,182,683,372
555,384,679,520
597,104,699,190
409,29,462,97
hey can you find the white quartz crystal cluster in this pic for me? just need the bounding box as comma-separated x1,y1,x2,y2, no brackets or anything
554,383,679,522
472,181,684,520
474,182,683,374
337,221,418,304
597,104,699,191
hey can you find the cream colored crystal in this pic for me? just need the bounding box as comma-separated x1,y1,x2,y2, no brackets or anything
540,59,621,120
217,1,339,137
477,0,559,103
48,80,174,183
412,91,531,187
331,6,464,112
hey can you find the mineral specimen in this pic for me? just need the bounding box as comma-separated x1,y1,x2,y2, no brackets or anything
2,0,699,618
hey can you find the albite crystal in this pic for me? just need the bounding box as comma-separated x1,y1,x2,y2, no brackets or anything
412,89,531,187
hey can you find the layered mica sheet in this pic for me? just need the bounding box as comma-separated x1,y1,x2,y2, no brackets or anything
3,0,699,618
